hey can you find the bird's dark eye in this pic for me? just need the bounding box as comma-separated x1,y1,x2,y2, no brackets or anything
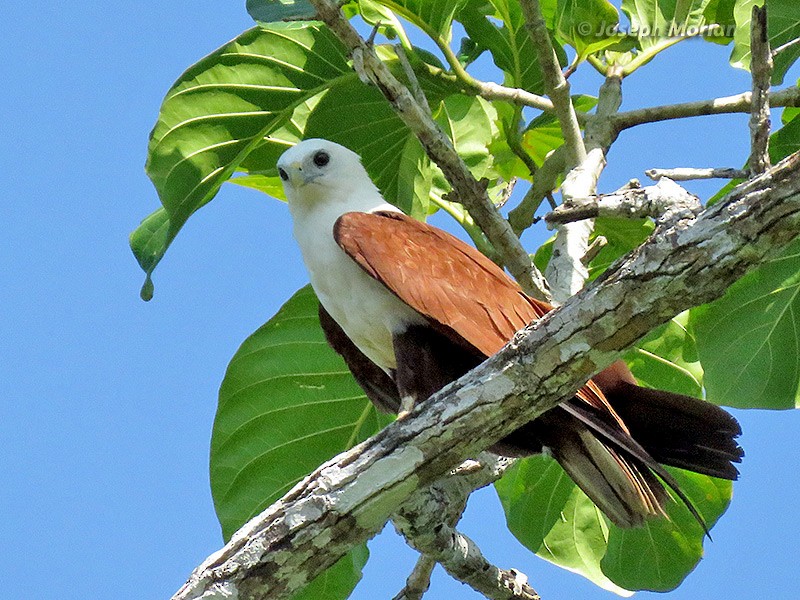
313,151,330,168
278,167,288,181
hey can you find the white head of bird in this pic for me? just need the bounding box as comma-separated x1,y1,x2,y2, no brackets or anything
276,139,389,215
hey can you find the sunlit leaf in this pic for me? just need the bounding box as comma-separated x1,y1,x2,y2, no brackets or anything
246,0,317,22
372,0,469,41
459,0,548,92
621,0,721,56
690,237,800,409
730,0,800,85
136,24,353,294
625,311,704,398
211,285,389,598
495,454,731,593
550,0,621,58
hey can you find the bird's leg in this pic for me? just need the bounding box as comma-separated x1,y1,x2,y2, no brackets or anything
392,326,471,420
397,395,417,420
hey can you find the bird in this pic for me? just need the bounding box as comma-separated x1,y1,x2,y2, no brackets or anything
277,138,743,530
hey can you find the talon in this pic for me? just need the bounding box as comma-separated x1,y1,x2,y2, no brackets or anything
398,396,415,418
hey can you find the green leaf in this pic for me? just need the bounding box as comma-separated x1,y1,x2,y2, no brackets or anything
129,208,171,301
625,311,704,398
372,0,469,41
601,472,732,591
301,76,432,217
620,0,719,60
730,0,800,85
246,0,317,23
550,0,621,59
690,237,800,409
496,456,631,595
770,109,800,162
496,455,732,593
431,94,502,195
137,24,353,292
459,0,548,92
211,285,389,597
521,95,597,166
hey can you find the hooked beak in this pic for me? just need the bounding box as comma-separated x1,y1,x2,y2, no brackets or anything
281,162,316,189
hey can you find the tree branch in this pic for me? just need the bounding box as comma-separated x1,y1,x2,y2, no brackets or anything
393,455,538,600
749,5,773,175
170,152,800,600
546,177,702,227
612,86,799,131
645,167,750,181
310,0,551,301
393,554,436,600
520,0,586,168
546,70,623,302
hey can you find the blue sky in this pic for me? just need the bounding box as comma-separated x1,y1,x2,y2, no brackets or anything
2,2,799,599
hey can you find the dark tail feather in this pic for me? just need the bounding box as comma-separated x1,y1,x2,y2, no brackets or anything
533,409,670,529
602,381,744,481
561,402,714,537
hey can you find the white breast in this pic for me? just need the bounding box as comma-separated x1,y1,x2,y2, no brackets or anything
289,199,426,371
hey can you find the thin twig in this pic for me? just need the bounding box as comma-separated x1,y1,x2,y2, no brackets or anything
749,5,773,175
646,167,750,181
393,554,437,600
310,0,552,301
396,44,430,116
508,146,567,235
612,86,799,131
520,0,586,168
772,37,800,59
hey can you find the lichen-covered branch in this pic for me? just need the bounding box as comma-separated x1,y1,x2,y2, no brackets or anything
392,455,534,600
392,554,436,600
645,167,750,181
612,85,799,131
170,153,800,600
545,70,623,302
310,0,551,301
749,5,773,175
546,177,702,227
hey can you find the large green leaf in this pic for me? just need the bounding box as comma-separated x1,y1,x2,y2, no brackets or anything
521,95,597,166
600,471,731,591
621,0,718,54
624,311,704,398
496,454,731,594
459,0,548,92
246,0,317,22
690,111,800,409
549,0,621,59
730,0,800,85
372,0,469,41
211,285,390,597
690,237,800,409
135,24,353,295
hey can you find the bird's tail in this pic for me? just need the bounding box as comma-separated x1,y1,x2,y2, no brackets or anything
532,384,742,530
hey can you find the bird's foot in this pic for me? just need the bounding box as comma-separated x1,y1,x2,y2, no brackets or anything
397,395,416,420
